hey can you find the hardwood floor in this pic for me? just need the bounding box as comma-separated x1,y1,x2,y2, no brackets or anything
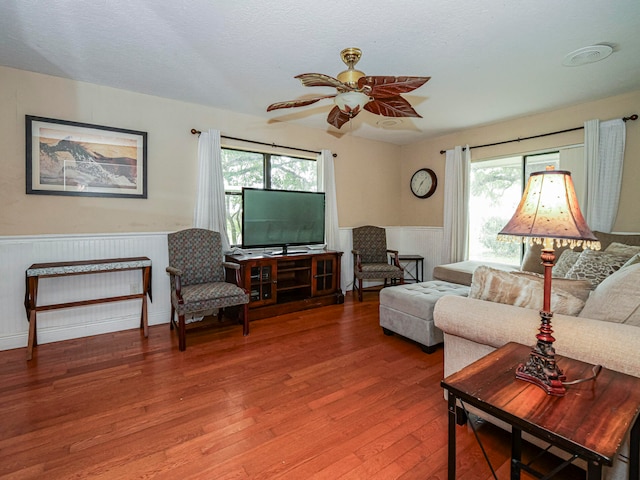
0,293,586,479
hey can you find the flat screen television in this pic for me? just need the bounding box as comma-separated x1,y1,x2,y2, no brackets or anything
242,188,326,254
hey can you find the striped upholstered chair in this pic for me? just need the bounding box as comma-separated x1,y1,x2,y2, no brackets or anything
166,228,249,351
352,225,404,301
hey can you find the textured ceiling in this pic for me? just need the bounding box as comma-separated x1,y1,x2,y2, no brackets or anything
2,0,640,145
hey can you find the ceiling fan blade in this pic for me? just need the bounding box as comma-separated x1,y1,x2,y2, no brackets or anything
327,105,354,129
359,76,430,97
295,73,349,90
267,94,336,112
364,96,422,118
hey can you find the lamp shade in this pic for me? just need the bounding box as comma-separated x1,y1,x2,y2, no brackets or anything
498,169,600,250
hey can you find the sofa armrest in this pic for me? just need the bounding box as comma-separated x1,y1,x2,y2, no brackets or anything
434,295,640,377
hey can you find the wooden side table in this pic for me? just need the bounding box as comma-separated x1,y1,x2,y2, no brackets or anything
24,257,152,360
392,254,424,284
441,342,640,479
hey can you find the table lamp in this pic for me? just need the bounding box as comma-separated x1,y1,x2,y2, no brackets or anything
498,167,600,396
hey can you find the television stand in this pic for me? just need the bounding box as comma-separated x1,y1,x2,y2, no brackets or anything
268,249,308,256
269,244,313,255
225,250,344,321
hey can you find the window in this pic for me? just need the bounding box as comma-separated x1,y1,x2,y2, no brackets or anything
468,152,559,265
221,148,318,246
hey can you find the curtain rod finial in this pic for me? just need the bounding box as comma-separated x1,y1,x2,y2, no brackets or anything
191,128,201,135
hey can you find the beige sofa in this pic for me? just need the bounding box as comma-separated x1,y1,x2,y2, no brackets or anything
434,259,640,479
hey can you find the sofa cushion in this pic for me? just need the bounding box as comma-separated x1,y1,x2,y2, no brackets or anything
565,250,632,288
469,266,585,315
592,231,640,250
579,263,640,326
604,242,640,256
551,250,581,278
432,260,518,286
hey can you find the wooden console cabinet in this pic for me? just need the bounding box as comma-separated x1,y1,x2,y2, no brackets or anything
225,250,344,320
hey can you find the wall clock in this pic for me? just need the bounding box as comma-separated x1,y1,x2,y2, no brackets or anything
410,168,437,198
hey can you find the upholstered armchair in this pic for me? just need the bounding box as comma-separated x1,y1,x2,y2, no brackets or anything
166,228,249,351
352,225,404,301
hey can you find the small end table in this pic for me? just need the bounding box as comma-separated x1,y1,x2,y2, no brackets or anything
441,342,640,479
395,254,424,284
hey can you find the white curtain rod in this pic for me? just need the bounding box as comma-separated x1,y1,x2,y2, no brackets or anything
190,129,337,157
439,114,638,154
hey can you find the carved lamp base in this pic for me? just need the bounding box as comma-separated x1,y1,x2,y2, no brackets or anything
515,339,566,396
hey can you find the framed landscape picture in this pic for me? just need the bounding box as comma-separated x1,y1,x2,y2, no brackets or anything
26,116,147,198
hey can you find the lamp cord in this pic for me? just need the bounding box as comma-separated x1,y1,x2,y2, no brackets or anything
562,364,602,386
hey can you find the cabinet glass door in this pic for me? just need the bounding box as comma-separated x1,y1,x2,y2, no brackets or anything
250,264,274,304
313,256,335,296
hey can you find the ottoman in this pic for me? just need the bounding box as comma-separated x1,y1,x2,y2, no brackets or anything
379,281,470,353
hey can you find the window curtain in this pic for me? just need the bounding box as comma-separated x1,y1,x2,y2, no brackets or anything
317,149,346,293
584,119,626,233
193,129,231,252
442,145,470,264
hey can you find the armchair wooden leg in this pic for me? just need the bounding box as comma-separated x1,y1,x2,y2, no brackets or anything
169,305,175,330
178,314,186,351
358,279,363,302
353,271,357,300
242,303,249,336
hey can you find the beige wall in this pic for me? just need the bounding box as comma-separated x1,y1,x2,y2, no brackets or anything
2,65,639,236
0,66,401,235
400,90,640,232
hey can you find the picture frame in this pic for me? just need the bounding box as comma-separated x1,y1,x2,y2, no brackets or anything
26,115,147,198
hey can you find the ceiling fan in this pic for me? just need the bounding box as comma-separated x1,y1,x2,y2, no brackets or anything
267,48,430,129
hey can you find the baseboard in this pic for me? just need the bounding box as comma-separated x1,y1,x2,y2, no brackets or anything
0,311,168,351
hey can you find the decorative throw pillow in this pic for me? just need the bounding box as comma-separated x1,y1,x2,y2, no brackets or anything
512,271,592,302
552,250,581,278
604,242,640,257
521,242,578,275
579,263,640,326
565,250,633,288
470,266,585,316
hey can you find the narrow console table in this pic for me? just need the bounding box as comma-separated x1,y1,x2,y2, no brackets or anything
24,257,152,360
442,342,640,479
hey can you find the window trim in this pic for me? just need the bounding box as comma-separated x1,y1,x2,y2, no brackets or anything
221,147,319,247
468,150,561,265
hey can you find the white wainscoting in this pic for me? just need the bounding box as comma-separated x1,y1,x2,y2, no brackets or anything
338,226,444,291
0,227,443,352
0,232,171,351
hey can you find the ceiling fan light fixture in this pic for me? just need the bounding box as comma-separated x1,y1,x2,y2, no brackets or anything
267,47,430,130
337,47,366,88
334,91,371,116
337,68,366,87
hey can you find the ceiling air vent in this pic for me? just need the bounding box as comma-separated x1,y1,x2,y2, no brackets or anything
562,45,613,67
